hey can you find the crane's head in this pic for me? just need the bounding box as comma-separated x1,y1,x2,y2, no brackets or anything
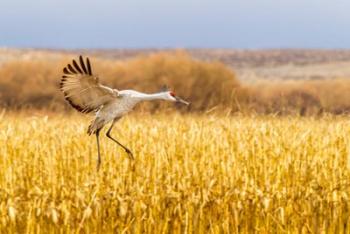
165,91,190,106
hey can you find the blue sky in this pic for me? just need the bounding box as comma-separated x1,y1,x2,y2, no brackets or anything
1,0,350,49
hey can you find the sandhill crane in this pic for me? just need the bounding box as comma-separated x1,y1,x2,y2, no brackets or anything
60,56,190,170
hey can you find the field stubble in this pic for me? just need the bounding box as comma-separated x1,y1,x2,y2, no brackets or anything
1,112,350,233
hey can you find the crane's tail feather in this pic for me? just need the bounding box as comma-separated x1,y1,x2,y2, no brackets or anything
87,118,106,135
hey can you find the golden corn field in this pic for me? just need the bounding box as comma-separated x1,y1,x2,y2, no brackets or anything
1,112,350,233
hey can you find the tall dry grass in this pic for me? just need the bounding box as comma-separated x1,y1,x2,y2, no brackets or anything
1,113,350,233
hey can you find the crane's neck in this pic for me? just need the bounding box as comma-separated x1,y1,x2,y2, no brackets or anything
119,90,168,101
135,92,167,101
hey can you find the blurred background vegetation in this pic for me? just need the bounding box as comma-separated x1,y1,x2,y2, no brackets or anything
1,48,350,115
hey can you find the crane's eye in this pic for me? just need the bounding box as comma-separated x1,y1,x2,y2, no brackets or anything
170,91,176,97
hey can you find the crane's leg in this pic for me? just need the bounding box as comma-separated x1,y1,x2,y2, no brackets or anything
106,119,134,160
96,129,102,171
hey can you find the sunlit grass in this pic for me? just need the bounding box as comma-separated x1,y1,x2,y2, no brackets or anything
1,113,350,233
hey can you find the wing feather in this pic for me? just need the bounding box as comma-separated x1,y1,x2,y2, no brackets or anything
79,55,88,74
60,55,118,113
86,57,92,75
67,64,77,74
72,60,83,73
63,67,72,75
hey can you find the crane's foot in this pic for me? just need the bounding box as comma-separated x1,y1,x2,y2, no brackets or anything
125,148,134,160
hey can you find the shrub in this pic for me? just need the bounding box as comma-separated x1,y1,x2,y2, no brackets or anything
0,51,240,112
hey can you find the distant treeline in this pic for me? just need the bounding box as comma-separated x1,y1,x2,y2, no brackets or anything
0,51,349,115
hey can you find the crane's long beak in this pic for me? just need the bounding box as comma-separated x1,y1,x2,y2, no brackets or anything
175,96,190,106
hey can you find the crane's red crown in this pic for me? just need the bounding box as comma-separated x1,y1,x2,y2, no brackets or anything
170,91,176,97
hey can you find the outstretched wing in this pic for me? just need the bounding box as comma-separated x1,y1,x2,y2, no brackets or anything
60,55,118,113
